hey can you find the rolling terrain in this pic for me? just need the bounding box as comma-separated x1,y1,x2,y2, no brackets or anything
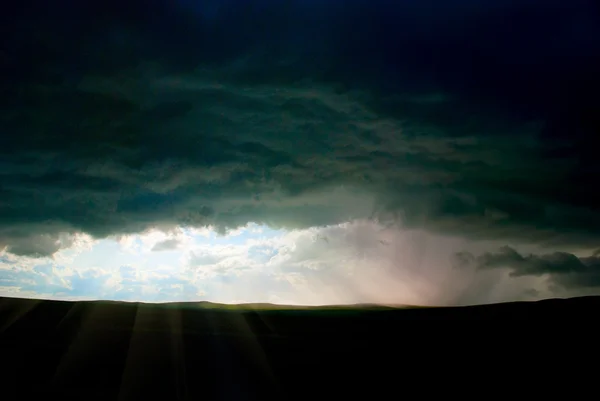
0,296,597,400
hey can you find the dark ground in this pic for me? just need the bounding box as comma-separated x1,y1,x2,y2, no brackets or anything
0,296,597,400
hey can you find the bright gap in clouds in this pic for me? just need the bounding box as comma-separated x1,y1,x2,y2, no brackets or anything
0,221,447,306
0,221,556,306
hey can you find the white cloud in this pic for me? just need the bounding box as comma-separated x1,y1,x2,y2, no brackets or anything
0,220,572,305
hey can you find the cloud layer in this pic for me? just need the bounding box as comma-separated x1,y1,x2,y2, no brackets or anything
0,222,555,305
456,247,600,291
1,1,599,296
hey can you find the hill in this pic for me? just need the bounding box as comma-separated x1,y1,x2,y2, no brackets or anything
0,295,596,400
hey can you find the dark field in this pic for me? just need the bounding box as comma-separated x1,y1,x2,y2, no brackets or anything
0,296,597,400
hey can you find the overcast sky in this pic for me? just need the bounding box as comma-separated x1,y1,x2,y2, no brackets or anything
1,0,599,305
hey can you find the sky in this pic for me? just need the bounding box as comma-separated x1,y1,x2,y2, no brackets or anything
1,0,599,305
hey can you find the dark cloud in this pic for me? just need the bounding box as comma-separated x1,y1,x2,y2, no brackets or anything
456,246,600,289
1,0,600,256
0,233,78,258
151,239,181,252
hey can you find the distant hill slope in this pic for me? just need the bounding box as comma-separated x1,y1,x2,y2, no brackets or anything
0,295,597,400
3,294,600,312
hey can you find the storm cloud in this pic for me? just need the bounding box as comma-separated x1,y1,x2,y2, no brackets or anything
1,0,599,258
151,238,182,252
455,246,600,290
